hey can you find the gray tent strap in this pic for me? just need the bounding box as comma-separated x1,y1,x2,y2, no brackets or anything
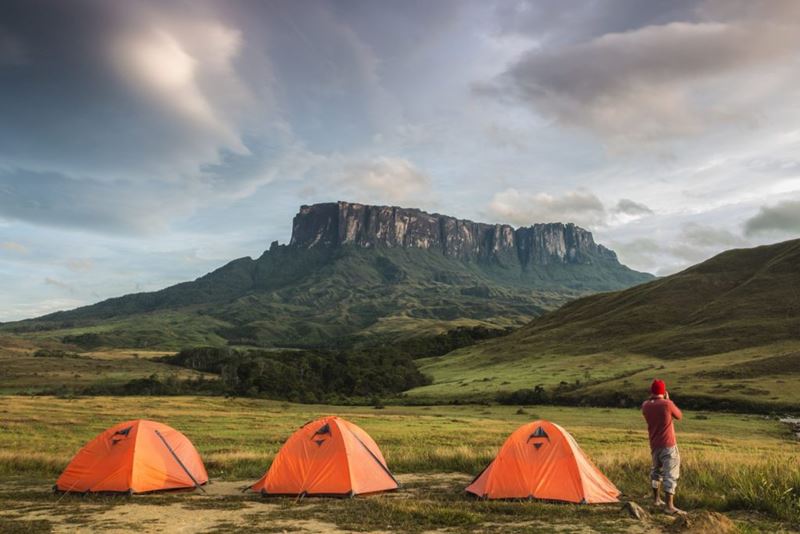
154,429,206,493
344,427,400,488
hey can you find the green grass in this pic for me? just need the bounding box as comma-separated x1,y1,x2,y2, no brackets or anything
0,396,798,528
3,310,230,351
0,340,207,395
408,239,800,410
408,341,800,410
410,350,658,401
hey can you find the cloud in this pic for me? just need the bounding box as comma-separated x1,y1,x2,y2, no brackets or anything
488,189,607,227
110,19,249,156
614,199,654,216
483,1,800,144
744,199,800,236
0,27,27,65
0,1,256,181
493,0,700,46
0,297,84,322
44,277,73,292
0,0,442,236
609,237,664,268
612,221,750,275
0,241,27,254
681,222,746,248
0,169,199,234
66,259,94,272
487,189,658,228
331,157,431,204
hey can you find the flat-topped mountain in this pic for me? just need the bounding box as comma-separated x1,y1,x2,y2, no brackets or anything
1,201,652,349
291,201,617,266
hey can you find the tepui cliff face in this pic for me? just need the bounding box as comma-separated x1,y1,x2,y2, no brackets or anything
290,201,619,266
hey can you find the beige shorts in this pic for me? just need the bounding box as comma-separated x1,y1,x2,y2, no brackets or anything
650,446,680,494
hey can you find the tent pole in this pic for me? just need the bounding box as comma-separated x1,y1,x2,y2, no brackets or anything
154,429,206,493
344,427,400,488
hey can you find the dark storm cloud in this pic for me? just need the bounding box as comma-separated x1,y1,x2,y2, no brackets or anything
483,0,800,143
614,199,653,216
494,0,700,45
0,26,27,64
0,0,458,234
0,0,254,181
744,200,800,236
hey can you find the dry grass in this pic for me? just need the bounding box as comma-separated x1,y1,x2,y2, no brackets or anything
1,396,798,529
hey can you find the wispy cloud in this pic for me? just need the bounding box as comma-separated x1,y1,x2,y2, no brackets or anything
744,199,800,236
44,277,74,292
487,189,655,229
0,241,28,254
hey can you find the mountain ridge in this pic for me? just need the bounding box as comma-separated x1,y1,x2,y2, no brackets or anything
1,201,652,349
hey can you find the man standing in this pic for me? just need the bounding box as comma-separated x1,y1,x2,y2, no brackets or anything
642,379,684,514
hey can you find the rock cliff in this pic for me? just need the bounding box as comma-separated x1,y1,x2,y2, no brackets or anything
290,201,619,266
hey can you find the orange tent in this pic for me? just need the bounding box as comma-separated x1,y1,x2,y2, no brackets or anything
466,420,620,503
251,416,398,497
55,419,208,494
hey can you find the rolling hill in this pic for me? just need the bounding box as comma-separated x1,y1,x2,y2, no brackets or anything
408,238,800,411
0,201,651,350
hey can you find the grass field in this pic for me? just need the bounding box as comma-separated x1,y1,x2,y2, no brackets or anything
405,240,800,411
408,340,800,411
1,396,798,532
0,337,207,395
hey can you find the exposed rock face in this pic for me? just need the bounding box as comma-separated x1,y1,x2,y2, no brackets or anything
290,201,619,266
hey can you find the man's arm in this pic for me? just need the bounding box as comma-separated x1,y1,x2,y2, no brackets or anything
669,399,683,420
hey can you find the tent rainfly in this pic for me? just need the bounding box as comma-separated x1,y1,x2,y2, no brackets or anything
55,419,208,494
251,415,398,497
466,419,620,503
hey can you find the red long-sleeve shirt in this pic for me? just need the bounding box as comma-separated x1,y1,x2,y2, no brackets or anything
641,397,682,449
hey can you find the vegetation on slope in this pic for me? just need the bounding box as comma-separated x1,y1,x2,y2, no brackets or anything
1,243,651,349
508,238,800,358
409,239,800,411
1,327,513,402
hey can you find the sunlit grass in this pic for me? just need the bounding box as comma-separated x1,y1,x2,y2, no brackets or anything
1,396,798,524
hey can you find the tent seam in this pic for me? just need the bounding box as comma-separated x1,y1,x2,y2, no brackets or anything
129,419,143,492
342,423,399,488
554,423,587,502
335,419,356,494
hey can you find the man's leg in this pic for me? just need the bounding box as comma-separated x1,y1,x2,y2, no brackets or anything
650,449,664,506
662,447,683,514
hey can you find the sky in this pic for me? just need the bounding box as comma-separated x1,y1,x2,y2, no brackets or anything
2,0,800,321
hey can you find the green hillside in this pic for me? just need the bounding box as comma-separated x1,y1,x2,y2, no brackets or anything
408,239,800,411
1,244,651,350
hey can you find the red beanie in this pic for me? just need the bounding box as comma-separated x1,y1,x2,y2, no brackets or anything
651,379,666,396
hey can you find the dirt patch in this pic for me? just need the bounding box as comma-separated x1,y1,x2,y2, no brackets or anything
7,500,353,534
669,511,736,534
